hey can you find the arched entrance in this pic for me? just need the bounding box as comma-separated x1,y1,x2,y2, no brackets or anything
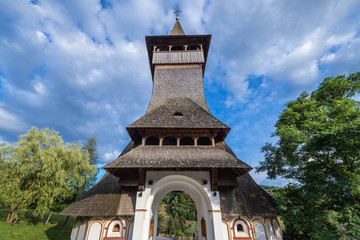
150,174,214,240
132,171,223,240
156,191,197,238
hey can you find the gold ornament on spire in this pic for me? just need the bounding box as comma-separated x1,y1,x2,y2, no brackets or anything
174,8,182,21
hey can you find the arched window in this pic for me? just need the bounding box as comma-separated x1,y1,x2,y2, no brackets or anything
197,137,212,146
180,136,194,146
145,136,160,145
113,224,120,232
237,223,244,232
163,137,177,146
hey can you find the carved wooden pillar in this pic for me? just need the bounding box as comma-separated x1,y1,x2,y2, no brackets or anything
142,137,146,146
211,137,215,147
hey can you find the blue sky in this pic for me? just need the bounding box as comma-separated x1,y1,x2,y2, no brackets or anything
1,0,360,186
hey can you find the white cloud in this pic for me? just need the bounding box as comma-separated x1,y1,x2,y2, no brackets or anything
204,0,360,103
0,105,27,132
0,0,359,187
103,150,121,162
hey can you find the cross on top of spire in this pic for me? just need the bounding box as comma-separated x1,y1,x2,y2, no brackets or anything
174,8,182,20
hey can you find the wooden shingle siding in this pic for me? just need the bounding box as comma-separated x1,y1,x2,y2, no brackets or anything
219,174,278,218
153,51,205,64
104,145,252,171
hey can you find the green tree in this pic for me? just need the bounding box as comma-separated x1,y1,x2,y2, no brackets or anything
0,127,97,224
257,73,360,239
168,217,176,235
78,134,99,195
157,192,198,237
83,133,99,165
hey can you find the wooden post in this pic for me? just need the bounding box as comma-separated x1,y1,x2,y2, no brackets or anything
142,137,146,146
149,218,154,238
194,137,198,146
211,137,215,147
138,169,145,191
211,168,218,191
201,217,207,238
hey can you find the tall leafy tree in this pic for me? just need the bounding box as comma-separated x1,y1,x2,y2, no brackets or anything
83,134,99,165
80,134,99,193
257,73,360,239
0,127,97,224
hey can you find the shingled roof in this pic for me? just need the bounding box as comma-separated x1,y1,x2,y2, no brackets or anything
219,143,277,217
129,98,227,129
127,98,230,140
220,173,277,217
60,173,136,217
104,145,251,172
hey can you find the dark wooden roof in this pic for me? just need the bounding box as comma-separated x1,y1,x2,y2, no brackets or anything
127,98,230,141
60,173,136,217
146,34,211,79
220,173,277,217
219,143,277,217
104,145,251,172
62,141,277,217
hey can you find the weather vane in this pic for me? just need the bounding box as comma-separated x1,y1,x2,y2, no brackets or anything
174,8,182,20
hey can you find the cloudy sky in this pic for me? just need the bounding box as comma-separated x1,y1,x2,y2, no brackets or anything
1,0,360,186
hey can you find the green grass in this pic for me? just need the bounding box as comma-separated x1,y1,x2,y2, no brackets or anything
0,209,75,240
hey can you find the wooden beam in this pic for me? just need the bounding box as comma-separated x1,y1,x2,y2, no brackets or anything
211,168,218,191
232,168,243,177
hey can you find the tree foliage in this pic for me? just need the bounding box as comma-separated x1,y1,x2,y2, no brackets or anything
79,134,99,194
0,127,97,224
83,134,98,166
157,192,198,237
257,73,360,239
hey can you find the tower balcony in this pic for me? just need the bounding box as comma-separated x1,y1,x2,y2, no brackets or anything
152,49,205,65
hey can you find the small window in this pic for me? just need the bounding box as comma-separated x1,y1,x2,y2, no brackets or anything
173,112,184,117
145,136,160,145
197,137,212,146
180,136,194,146
113,223,120,232
237,224,244,232
163,137,177,146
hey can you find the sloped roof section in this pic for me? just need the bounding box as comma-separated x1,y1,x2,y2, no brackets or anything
219,142,277,217
220,173,277,217
104,146,251,172
128,98,229,129
60,173,136,216
170,20,185,35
